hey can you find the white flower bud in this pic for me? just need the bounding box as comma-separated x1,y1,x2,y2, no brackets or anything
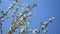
32,30,36,34
19,13,22,16
44,21,49,26
27,21,30,24
43,30,46,33
43,28,48,33
52,17,55,20
41,25,45,29
23,14,26,17
1,18,4,21
21,28,25,32
49,17,55,22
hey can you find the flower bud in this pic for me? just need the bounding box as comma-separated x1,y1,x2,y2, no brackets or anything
1,18,4,21
26,4,30,8
6,14,9,18
49,17,55,22
14,8,18,13
43,28,48,33
32,30,36,34
44,21,49,27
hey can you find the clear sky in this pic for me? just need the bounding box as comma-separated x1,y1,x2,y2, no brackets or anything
0,0,60,34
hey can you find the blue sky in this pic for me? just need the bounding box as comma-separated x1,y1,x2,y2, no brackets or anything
0,0,60,34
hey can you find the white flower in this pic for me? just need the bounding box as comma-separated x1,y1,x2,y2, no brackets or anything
32,30,36,34
43,28,48,33
43,30,46,33
44,21,49,26
23,14,26,17
52,17,55,20
1,18,4,21
27,13,33,18
27,21,30,24
49,17,55,22
44,21,48,24
41,25,45,28
21,28,25,32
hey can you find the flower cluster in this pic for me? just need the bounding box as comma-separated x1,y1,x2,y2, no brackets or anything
40,17,55,34
0,0,55,34
6,0,38,34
